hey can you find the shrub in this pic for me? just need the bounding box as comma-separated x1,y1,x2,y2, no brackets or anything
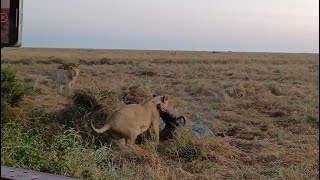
1,67,34,124
1,67,30,106
1,123,47,171
163,131,202,162
54,90,113,148
72,90,100,111
122,85,147,104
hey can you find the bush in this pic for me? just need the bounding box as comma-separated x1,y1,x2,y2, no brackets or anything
1,67,34,124
58,90,102,128
122,85,147,104
72,90,100,110
163,131,202,162
1,67,30,106
55,90,112,148
1,123,47,171
1,123,115,179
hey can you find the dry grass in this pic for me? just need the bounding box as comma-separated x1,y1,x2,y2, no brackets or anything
1,48,319,179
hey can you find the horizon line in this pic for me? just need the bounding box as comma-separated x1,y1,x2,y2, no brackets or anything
17,46,319,54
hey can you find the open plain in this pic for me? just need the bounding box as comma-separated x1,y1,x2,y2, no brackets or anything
1,48,319,180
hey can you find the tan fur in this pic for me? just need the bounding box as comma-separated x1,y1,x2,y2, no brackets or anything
52,66,80,94
91,95,170,145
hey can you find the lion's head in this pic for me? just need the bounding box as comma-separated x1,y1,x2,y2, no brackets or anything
68,66,80,79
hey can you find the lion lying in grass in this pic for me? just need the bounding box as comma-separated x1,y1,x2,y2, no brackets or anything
91,95,170,145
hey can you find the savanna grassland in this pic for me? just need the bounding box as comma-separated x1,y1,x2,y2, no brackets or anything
1,48,319,180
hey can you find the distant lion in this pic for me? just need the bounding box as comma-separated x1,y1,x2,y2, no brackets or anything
52,66,80,95
91,95,170,145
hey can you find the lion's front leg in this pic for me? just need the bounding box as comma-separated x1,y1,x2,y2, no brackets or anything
59,85,64,92
151,119,160,144
64,81,73,96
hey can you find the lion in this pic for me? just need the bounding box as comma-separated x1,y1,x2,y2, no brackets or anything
52,66,80,95
90,95,170,145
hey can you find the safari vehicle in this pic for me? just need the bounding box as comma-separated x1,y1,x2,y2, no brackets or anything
1,0,22,48
1,0,79,179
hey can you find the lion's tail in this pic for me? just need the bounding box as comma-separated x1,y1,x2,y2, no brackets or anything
90,119,111,134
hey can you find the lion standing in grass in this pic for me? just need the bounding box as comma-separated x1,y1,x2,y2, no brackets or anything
51,65,80,95
91,95,170,145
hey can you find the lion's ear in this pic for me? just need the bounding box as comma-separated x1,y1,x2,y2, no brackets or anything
68,66,74,70
161,95,170,102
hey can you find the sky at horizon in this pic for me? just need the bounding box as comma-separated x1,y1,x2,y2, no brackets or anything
21,0,319,53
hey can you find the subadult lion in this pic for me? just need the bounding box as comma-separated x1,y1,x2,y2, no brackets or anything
52,66,80,94
91,95,170,145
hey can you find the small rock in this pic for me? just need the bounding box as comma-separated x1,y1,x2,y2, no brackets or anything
225,72,234,76
191,124,214,138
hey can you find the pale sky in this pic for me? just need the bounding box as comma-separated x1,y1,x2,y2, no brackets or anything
22,0,319,53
